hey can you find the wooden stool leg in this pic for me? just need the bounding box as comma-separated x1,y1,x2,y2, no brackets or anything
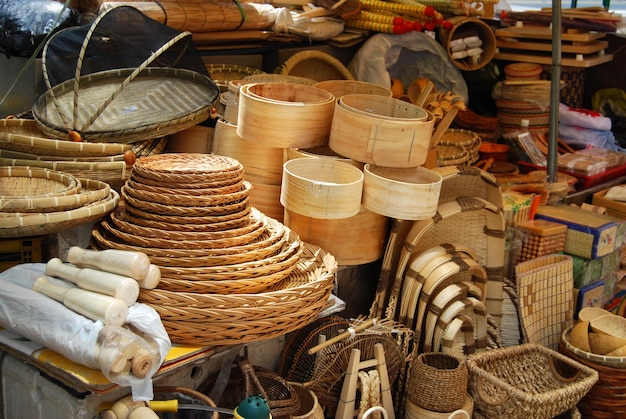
335,348,362,419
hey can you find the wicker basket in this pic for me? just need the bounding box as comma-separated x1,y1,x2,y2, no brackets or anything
280,50,354,82
467,343,598,419
205,63,265,92
515,254,574,351
406,352,468,413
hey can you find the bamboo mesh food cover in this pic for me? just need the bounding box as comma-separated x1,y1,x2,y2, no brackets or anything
32,5,219,143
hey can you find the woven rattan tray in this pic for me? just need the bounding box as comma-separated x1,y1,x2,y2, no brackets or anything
131,153,244,183
0,119,131,157
0,166,81,198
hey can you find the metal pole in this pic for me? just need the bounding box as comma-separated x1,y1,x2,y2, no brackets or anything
547,0,562,183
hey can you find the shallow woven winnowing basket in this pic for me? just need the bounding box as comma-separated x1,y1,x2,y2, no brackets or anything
280,50,354,82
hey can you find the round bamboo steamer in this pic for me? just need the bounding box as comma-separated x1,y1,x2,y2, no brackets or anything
314,80,393,99
329,94,435,167
236,82,335,149
249,182,284,223
285,145,364,170
212,119,284,185
280,158,363,220
284,206,388,266
362,164,442,220
405,394,473,419
438,16,496,72
223,79,252,124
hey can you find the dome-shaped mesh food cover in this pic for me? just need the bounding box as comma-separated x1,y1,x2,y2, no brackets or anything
33,5,219,143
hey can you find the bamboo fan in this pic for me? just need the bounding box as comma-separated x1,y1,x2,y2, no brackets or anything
277,316,352,383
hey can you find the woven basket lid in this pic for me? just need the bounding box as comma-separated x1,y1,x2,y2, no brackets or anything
280,50,354,82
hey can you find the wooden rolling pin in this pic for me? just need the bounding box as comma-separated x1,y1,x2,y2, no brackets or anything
33,276,128,326
67,247,151,281
46,258,140,306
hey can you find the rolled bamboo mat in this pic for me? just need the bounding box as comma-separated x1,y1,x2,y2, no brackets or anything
100,1,277,33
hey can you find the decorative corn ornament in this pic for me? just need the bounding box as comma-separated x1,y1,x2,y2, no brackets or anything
360,0,444,23
393,0,484,17
346,10,427,33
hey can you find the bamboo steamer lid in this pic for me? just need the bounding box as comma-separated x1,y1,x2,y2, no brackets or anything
212,119,284,185
236,82,335,149
280,158,364,220
284,206,388,266
329,94,435,167
362,164,442,220
314,80,393,99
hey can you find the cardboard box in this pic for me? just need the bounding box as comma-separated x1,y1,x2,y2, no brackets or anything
593,187,626,220
535,204,618,259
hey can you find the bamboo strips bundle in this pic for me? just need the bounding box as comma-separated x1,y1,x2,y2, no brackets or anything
100,1,277,33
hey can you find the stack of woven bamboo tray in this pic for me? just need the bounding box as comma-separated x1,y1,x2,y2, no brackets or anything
0,166,119,238
91,153,337,347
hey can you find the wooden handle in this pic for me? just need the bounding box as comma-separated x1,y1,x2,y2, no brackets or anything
46,258,140,306
33,276,128,326
67,247,151,281
307,318,377,355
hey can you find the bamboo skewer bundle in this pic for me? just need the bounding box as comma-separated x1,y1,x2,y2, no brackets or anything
100,1,277,33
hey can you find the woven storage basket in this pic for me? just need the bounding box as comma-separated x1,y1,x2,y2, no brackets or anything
405,394,473,419
467,343,598,419
280,50,354,81
314,80,392,98
407,352,468,413
205,63,264,92
281,158,364,220
362,164,442,220
515,254,574,351
0,119,131,157
560,327,626,418
329,94,435,167
236,82,335,149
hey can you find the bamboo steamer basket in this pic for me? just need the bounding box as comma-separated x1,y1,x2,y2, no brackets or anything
362,164,442,220
223,79,252,124
313,80,392,99
284,206,389,266
249,183,284,223
213,119,284,185
329,94,435,167
236,82,335,149
280,158,363,220
284,145,364,170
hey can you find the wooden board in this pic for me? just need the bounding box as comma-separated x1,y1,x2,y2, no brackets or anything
495,27,606,42
496,39,608,55
494,50,613,68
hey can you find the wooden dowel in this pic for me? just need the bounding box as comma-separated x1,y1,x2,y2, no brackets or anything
307,318,377,355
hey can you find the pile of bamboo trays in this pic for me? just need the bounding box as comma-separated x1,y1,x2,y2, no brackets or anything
0,166,119,238
91,153,337,347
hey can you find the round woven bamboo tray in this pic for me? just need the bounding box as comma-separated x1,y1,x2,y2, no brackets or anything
362,164,442,220
0,148,125,163
280,158,364,220
205,63,264,92
243,73,317,86
99,210,265,249
0,119,131,157
280,50,354,82
212,119,284,185
33,67,218,143
123,200,251,225
0,190,119,238
139,243,337,346
129,169,245,190
0,166,81,198
121,188,250,217
0,158,128,182
91,214,288,261
0,178,110,213
314,80,392,98
504,63,542,81
124,177,243,197
284,206,389,266
108,206,262,241
236,82,335,149
329,94,435,167
131,153,244,184
122,179,251,207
